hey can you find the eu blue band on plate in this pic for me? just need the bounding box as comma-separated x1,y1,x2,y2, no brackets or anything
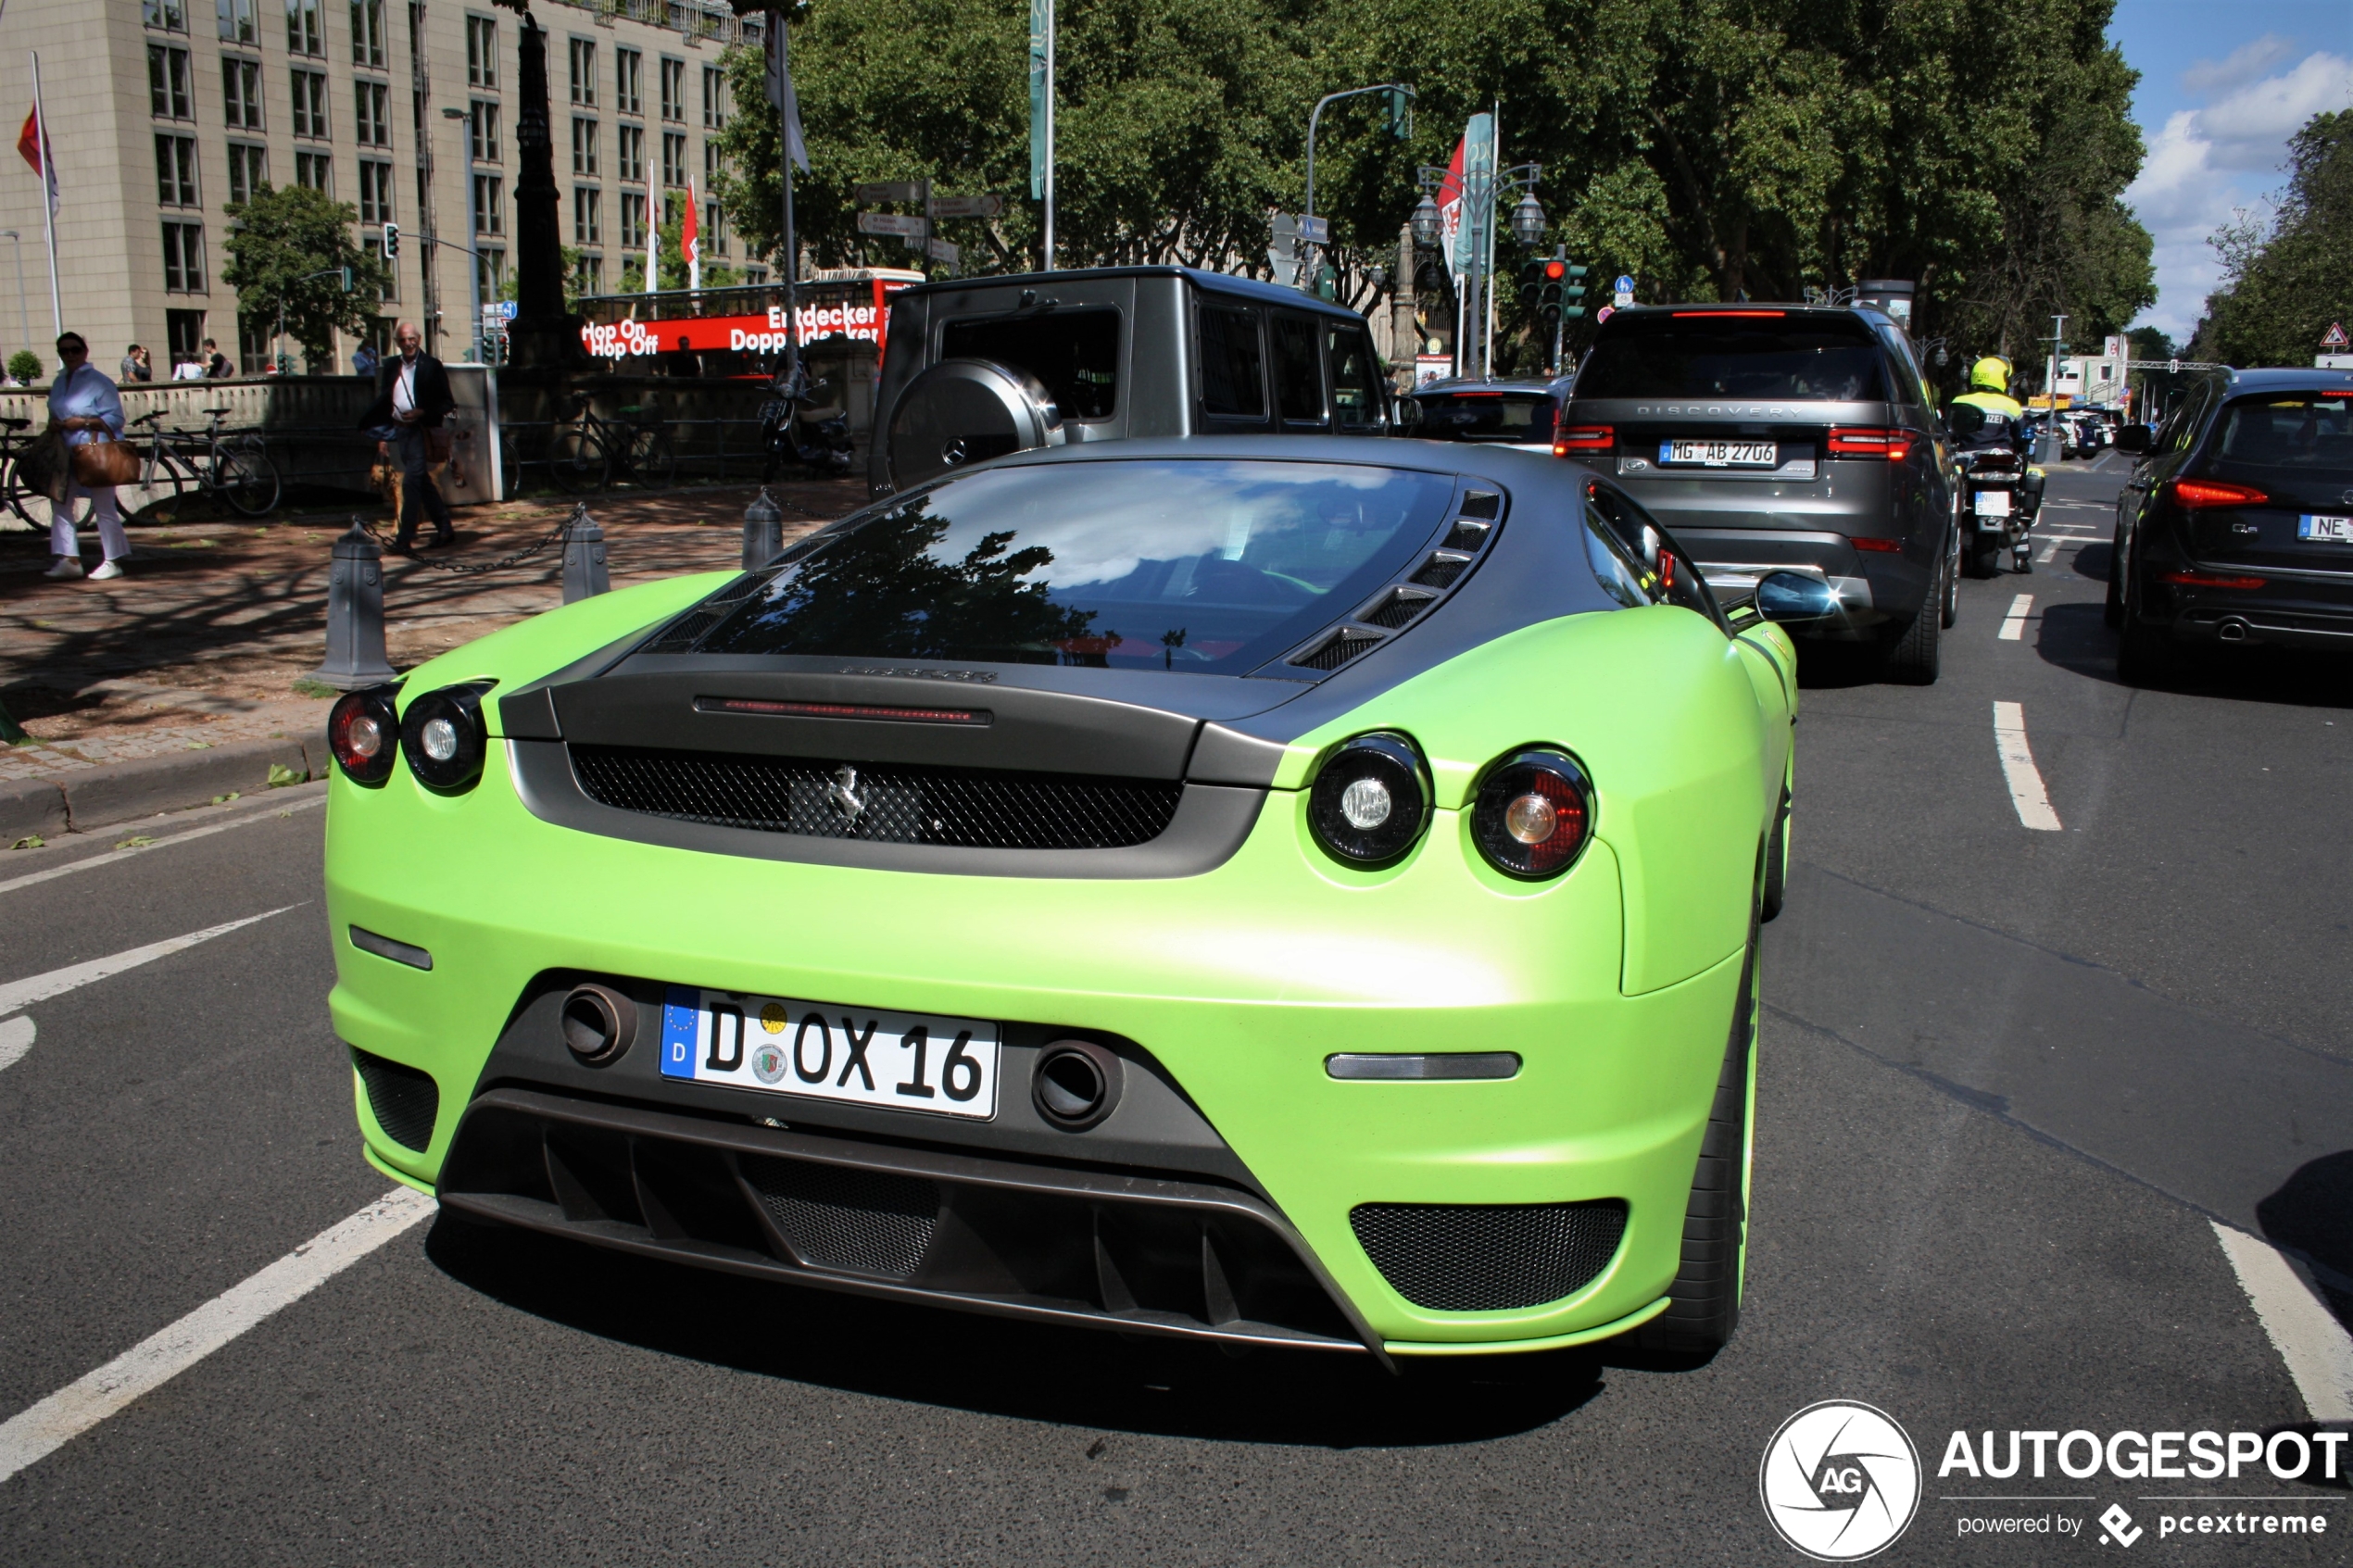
661,985,700,1078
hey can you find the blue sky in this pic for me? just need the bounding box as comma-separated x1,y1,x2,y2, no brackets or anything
2110,0,2352,342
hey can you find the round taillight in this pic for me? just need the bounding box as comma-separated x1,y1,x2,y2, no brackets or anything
397,683,490,794
1472,749,1594,879
327,685,401,786
1308,733,1431,867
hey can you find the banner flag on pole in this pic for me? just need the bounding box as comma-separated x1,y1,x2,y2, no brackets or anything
642,193,660,295
1028,0,1050,201
15,106,55,216
763,14,808,172
1434,136,1466,278
683,178,700,292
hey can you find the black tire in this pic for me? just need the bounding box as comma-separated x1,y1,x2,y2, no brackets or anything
1878,587,1942,685
2117,571,2187,686
547,428,607,495
1941,525,1961,628
1636,911,1757,1356
1760,789,1790,923
2104,529,2125,629
629,427,676,489
216,438,280,516
1965,532,2003,579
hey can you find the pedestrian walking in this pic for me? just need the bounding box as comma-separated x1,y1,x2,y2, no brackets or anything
351,339,380,380
359,319,457,552
44,332,130,582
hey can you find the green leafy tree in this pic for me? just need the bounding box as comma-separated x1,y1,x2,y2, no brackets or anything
219,184,392,361
2193,110,2352,368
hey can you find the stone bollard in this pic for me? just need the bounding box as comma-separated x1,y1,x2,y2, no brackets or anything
560,503,610,603
313,520,396,689
742,487,783,572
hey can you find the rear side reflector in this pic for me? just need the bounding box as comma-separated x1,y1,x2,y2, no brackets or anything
1828,426,1915,461
2163,570,2267,589
1851,536,1905,553
1554,423,1614,457
2168,478,2268,509
1326,1053,1521,1081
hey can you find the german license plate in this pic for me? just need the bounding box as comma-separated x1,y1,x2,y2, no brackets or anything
659,986,1000,1119
1662,439,1777,468
2297,514,2353,543
1974,489,2013,517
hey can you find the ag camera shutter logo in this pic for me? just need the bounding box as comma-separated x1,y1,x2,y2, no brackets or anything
1759,1400,1922,1561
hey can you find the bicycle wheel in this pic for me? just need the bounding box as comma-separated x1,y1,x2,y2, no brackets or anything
0,451,36,527
132,444,192,523
628,426,676,489
547,426,609,495
216,436,281,517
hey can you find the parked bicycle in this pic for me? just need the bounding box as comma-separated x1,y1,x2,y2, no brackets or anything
127,407,281,518
0,416,42,523
547,395,676,495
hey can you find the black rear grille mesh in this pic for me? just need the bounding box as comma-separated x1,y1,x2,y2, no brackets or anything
739,1156,939,1279
1290,629,1383,671
1350,1199,1628,1311
1411,553,1471,588
570,745,1183,848
351,1047,440,1151
1363,589,1434,629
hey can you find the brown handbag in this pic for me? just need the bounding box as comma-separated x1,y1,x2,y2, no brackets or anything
424,425,455,465
69,432,143,488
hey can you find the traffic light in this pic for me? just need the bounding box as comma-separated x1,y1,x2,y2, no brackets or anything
1537,257,1591,321
383,220,398,258
1382,86,1414,142
339,265,356,292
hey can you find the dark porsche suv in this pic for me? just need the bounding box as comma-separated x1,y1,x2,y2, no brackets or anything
1554,305,1958,682
2108,368,2353,684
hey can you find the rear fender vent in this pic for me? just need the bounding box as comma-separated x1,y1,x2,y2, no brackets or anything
1350,1198,1629,1311
1444,520,1494,552
642,580,765,656
1458,490,1502,519
1290,627,1386,671
1411,551,1475,589
1360,586,1439,629
351,1047,440,1152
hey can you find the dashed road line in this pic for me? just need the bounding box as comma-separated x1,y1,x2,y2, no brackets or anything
0,908,300,1074
0,791,325,898
2035,539,2060,563
2211,1222,2353,1421
1992,702,2062,831
1998,595,2034,640
0,1188,435,1485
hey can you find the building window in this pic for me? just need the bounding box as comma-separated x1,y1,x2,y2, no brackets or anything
571,117,598,177
659,57,686,122
702,65,727,129
166,308,206,366
217,0,256,44
661,132,686,188
226,143,267,204
573,253,602,297
145,0,188,30
614,47,641,116
355,80,390,145
291,69,328,137
568,37,596,106
619,191,646,249
465,15,497,89
358,158,394,223
221,57,261,129
573,186,600,246
156,134,200,206
285,0,323,55
149,45,194,119
742,266,768,287
703,140,726,183
350,0,384,67
238,313,271,372
475,247,503,302
295,149,332,194
471,100,500,163
473,173,502,234
161,221,207,292
705,200,726,257
361,235,396,300
616,123,643,183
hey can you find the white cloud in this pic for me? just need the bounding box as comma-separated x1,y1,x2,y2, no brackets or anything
2198,52,2353,170
2181,35,2296,94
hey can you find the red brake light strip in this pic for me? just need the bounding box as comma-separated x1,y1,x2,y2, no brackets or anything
697,696,990,724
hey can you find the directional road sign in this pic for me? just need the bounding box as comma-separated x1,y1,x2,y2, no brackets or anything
857,211,929,238
855,182,927,205
927,238,961,266
928,194,1003,220
1297,215,1330,245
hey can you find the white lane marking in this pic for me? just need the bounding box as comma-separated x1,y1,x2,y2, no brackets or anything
0,907,299,1018
0,1187,434,1485
1998,594,2034,640
0,792,325,898
2211,1222,2353,1421
0,1015,31,1073
1992,702,2062,831
2035,539,2060,562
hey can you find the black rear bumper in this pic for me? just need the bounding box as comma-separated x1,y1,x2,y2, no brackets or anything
437,1086,1385,1361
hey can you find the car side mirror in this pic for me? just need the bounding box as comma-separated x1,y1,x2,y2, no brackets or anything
2113,425,2151,453
1390,394,1422,430
1755,571,1840,624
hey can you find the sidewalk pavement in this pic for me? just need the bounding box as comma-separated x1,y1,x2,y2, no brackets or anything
0,479,851,841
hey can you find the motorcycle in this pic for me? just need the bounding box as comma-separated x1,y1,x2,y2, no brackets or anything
758,365,855,481
1948,404,2045,576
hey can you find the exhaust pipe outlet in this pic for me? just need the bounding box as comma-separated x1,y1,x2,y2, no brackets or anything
1032,1039,1123,1131
560,984,638,1066
2216,617,2250,644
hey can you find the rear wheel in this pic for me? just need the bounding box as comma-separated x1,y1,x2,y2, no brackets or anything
1941,524,1962,628
216,438,280,516
1760,789,1791,923
2117,572,2187,686
547,427,607,495
627,426,676,489
1636,909,1758,1357
2104,527,2126,628
1965,530,2003,579
1878,582,1942,685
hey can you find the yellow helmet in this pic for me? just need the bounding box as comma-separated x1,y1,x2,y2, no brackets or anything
1969,356,2011,393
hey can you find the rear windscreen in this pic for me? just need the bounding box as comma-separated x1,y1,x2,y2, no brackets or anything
1576,315,1887,401
1416,393,1557,441
2214,394,2353,471
940,308,1120,420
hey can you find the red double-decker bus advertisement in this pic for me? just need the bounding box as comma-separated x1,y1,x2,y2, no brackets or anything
580,278,912,363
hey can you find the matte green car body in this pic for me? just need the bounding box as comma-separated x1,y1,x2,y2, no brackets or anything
328,570,1797,1356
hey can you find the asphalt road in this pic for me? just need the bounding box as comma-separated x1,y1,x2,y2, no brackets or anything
2,456,2347,1564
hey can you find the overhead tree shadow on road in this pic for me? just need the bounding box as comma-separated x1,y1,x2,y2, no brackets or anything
2033,596,2353,709
422,1211,1615,1447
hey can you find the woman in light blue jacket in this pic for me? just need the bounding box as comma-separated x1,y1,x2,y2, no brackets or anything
45,331,129,581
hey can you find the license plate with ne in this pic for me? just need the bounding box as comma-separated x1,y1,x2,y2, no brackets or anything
2297,514,2353,544
1662,440,1777,468
660,986,1000,1119
1974,490,2013,516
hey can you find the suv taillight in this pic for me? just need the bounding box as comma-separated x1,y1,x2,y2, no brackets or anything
1827,426,1915,461
1553,422,1613,458
2167,478,2268,509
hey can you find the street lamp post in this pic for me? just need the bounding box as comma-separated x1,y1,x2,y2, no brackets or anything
443,107,480,363
1414,157,1541,381
1298,83,1414,299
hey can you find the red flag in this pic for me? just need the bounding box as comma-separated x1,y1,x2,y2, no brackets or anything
17,107,57,216
681,179,699,267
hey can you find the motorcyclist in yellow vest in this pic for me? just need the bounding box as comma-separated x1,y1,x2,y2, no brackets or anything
1951,357,2025,448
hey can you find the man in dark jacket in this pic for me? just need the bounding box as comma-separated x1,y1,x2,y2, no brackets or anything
359,319,458,550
